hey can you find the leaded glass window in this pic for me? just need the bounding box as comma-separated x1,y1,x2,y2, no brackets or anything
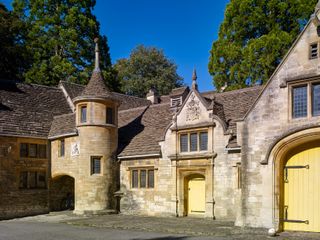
312,83,320,116
180,134,188,152
199,132,208,151
80,105,87,123
29,144,37,158
190,133,198,152
91,157,101,174
59,140,65,157
20,143,28,157
38,144,47,158
140,170,146,188
292,85,307,118
148,170,154,188
132,170,138,188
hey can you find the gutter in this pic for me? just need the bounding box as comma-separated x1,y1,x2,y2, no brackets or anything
48,132,78,140
118,153,161,160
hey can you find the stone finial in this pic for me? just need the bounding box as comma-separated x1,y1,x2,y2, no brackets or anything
192,69,198,90
94,37,100,72
316,0,320,11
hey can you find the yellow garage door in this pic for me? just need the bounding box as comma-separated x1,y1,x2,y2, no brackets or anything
284,147,320,232
188,177,205,215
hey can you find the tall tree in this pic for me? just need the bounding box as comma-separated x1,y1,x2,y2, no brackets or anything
114,45,183,98
12,0,115,88
208,0,318,91
0,3,29,80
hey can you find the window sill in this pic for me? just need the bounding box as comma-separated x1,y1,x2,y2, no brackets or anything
168,152,216,160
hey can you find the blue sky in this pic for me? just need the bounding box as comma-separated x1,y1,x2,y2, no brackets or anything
3,0,229,92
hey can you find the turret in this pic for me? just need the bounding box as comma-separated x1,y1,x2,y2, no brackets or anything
72,38,119,214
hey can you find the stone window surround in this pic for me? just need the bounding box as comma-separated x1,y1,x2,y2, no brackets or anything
289,80,320,121
178,129,209,153
90,156,102,175
309,42,319,60
128,167,155,190
58,139,65,157
19,170,47,190
79,104,87,123
19,143,47,159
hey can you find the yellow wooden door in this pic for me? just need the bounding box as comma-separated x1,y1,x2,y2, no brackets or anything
188,177,205,215
284,147,320,232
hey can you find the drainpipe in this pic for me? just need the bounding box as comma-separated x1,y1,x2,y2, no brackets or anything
175,110,179,217
211,120,216,220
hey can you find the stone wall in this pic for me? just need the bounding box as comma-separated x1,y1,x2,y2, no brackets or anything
0,136,49,219
238,19,320,228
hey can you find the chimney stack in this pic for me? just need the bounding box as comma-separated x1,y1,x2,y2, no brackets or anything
146,88,159,104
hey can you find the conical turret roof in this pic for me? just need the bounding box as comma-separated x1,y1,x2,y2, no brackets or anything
73,38,117,103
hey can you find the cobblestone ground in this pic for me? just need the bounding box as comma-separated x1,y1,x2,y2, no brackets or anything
7,212,320,239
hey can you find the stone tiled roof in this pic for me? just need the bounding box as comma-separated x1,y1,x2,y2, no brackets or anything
78,71,115,100
0,80,72,138
118,103,173,157
60,81,151,111
48,113,77,139
201,85,263,132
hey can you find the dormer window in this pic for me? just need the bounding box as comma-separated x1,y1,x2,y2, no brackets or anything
171,96,182,107
80,105,87,123
310,43,318,59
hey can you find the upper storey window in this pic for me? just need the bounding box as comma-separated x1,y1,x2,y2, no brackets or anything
80,105,87,123
20,143,46,158
312,83,320,116
291,82,320,119
106,107,114,124
179,131,208,153
292,85,307,118
309,43,318,59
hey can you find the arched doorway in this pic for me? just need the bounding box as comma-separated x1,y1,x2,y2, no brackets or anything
185,174,205,216
283,143,320,232
50,175,75,211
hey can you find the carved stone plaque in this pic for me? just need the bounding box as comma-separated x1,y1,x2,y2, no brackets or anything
71,142,80,156
186,93,201,121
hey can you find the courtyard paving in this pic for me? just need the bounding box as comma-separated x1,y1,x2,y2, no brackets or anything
2,211,320,239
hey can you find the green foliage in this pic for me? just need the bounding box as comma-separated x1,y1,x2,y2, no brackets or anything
114,45,183,98
12,0,115,88
0,3,29,80
208,0,318,91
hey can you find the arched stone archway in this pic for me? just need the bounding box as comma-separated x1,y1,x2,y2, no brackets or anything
50,175,75,211
267,127,320,232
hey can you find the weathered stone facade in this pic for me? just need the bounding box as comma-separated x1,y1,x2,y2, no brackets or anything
2,5,320,233
0,137,49,219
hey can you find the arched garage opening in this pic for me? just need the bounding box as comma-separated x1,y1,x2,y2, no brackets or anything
50,175,75,211
268,127,320,232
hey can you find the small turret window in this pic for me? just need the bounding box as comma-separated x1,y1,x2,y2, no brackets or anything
106,107,114,124
91,156,101,175
80,105,87,123
59,139,65,157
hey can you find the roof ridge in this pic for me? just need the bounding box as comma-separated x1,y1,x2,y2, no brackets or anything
203,85,262,96
60,81,85,87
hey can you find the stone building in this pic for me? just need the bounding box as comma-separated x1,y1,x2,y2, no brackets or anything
2,2,320,233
